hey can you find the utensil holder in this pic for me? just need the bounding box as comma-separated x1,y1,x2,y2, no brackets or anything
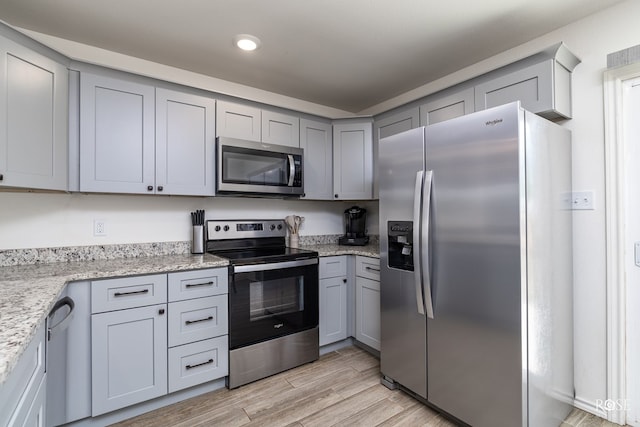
191,225,204,254
289,233,299,248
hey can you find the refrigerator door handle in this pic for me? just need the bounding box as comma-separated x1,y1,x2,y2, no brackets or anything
413,171,426,315
422,170,435,319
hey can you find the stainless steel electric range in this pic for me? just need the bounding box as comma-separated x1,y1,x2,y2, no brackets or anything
205,219,319,389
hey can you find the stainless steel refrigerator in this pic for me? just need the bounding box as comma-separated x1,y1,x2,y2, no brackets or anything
379,102,574,427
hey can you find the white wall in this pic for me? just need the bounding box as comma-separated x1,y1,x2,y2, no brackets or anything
0,192,379,250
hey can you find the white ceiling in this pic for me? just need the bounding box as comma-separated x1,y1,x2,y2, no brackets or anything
0,0,626,114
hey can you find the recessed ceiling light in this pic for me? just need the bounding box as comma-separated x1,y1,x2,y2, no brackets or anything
233,34,261,51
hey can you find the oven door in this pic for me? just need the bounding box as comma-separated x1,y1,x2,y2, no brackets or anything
229,258,318,349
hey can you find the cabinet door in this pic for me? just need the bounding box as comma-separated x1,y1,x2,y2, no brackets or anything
319,276,348,346
19,374,46,427
0,36,68,191
156,89,215,196
0,324,45,427
80,73,155,194
262,110,299,147
474,60,564,117
374,107,419,199
216,100,261,141
355,276,380,351
300,119,332,200
419,88,474,126
333,121,373,200
91,304,167,416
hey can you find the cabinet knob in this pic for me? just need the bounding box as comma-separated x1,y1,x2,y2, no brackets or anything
158,308,165,315
334,194,339,198
147,185,154,191
343,278,347,283
0,174,3,181
157,186,163,192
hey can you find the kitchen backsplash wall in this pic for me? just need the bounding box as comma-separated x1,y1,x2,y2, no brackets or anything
0,192,379,251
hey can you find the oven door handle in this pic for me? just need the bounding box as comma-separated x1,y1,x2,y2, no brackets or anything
233,258,318,273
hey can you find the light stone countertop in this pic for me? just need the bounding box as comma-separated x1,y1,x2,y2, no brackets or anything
0,253,229,386
300,243,380,259
0,243,379,387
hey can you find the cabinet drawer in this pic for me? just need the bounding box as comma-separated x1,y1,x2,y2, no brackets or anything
168,336,229,393
319,256,347,279
0,324,45,427
91,274,167,313
355,256,380,281
168,295,228,347
168,268,228,302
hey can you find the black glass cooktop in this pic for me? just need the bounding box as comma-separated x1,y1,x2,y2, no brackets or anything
209,246,318,266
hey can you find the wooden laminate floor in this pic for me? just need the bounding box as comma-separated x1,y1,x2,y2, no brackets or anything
111,346,619,427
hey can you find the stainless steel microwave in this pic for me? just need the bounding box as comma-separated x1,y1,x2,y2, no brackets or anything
216,137,304,196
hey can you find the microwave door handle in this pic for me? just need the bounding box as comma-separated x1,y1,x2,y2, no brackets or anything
287,155,295,187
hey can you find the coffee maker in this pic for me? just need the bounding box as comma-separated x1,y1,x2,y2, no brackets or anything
339,206,369,246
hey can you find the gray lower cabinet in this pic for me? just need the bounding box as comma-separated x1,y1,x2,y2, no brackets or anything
79,72,215,195
0,30,68,191
319,256,348,346
91,303,168,416
300,118,333,200
90,274,169,416
355,256,380,351
89,268,229,416
167,268,229,394
419,87,475,126
332,120,373,200
0,323,46,427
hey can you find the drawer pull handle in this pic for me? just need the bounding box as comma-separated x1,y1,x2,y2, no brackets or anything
114,289,149,297
185,281,214,288
185,316,214,325
365,266,380,272
185,359,214,370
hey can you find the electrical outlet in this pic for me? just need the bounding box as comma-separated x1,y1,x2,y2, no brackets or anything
571,191,595,210
94,220,107,236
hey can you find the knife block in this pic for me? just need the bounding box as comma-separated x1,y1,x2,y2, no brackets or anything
191,225,204,254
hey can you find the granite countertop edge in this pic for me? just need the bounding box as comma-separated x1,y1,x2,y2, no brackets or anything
0,244,379,387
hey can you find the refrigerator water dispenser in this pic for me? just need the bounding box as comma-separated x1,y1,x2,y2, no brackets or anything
387,221,414,271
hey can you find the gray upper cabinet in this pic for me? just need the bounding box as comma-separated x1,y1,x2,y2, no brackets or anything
333,121,373,200
474,43,580,119
419,87,474,126
155,88,216,196
217,100,300,147
80,72,155,194
216,100,261,141
262,110,300,147
374,107,420,199
300,119,332,200
0,33,68,191
80,73,215,195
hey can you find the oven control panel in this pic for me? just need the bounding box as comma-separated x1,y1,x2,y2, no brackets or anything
206,219,286,240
